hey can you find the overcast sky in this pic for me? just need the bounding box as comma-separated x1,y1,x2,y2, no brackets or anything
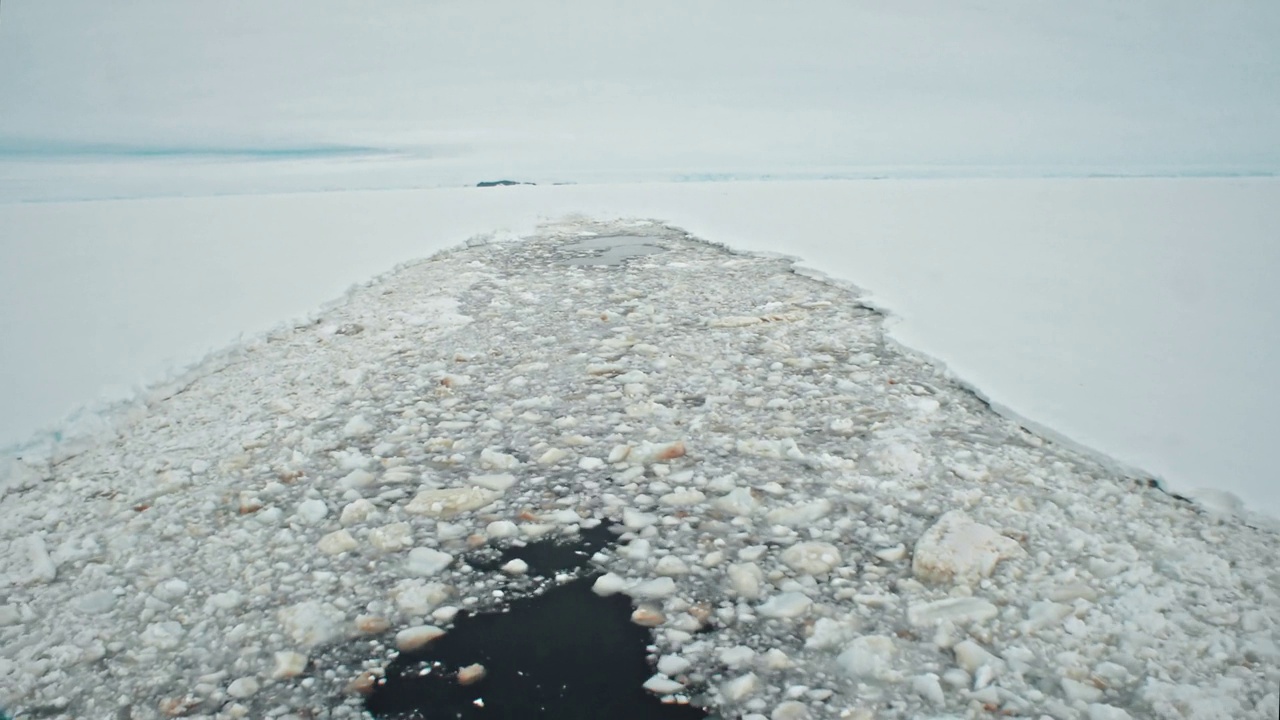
1,1,1278,174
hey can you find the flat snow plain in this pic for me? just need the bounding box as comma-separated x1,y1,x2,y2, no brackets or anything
3,178,1279,522
0,218,1277,719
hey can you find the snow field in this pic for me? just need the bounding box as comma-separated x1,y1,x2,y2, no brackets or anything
1,222,1276,719
5,179,1279,521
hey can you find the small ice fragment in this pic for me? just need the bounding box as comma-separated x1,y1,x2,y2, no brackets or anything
632,605,667,627
912,673,945,706
479,448,519,470
953,640,1001,674
654,556,690,576
727,562,765,599
343,415,375,437
406,547,454,576
278,601,345,647
537,448,569,465
457,663,486,685
907,597,999,627
272,651,308,679
765,499,832,526
369,522,414,551
836,635,897,679
643,674,685,695
718,645,756,668
780,542,842,575
757,592,812,618
226,676,260,698
485,520,518,538
628,577,677,599
339,469,375,490
657,655,691,676
317,529,358,555
630,441,686,464
395,625,446,651
294,499,329,525
340,499,377,526
721,673,760,701
593,573,627,596
623,508,658,529
659,489,706,506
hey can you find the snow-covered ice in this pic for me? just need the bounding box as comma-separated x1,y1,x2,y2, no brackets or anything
3,179,1278,524
0,220,1276,719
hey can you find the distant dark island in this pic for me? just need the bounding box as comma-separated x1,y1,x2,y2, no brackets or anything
476,180,537,187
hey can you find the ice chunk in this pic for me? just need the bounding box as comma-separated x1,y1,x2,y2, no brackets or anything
479,448,519,470
227,676,260,698
628,577,677,599
721,672,760,701
623,508,658,529
317,529,358,555
660,489,706,506
342,414,375,437
912,510,1024,584
340,499,377,526
294,499,329,525
501,559,529,575
339,468,375,490
405,486,500,517
907,597,999,627
727,562,765,599
804,617,852,650
713,487,759,517
770,700,810,720
780,542,842,575
406,547,454,576
630,440,687,464
643,674,685,694
485,520,518,538
369,522,414,551
272,651,309,679
593,573,628,596
391,580,450,615
757,592,812,618
278,601,345,647
836,635,897,679
655,555,690,576
912,673,945,706
766,499,832,526
718,645,756,668
953,640,1001,674
396,625,446,651
537,448,569,465
658,655,691,676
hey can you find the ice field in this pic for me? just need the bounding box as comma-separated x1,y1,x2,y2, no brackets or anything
1,219,1277,718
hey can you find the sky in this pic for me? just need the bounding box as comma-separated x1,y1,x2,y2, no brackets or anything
1,0,1278,180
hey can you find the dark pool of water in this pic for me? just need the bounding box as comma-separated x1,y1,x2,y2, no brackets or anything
364,522,708,720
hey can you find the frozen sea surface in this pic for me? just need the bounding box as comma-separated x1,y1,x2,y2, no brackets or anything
1,221,1276,719
3,178,1278,520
